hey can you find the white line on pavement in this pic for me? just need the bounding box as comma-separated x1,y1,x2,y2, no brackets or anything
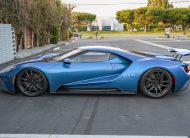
0,134,188,138
53,47,60,51
149,40,190,43
65,43,70,45
135,39,172,49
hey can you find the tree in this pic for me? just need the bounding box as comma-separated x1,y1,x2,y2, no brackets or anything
116,9,134,31
72,12,96,31
163,8,190,32
0,0,27,50
149,8,165,30
134,7,153,32
116,1,190,33
60,4,73,41
0,0,72,49
147,0,173,9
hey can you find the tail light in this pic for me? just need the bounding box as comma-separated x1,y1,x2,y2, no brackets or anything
185,64,190,73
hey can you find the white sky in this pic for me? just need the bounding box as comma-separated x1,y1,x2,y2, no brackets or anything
62,0,190,17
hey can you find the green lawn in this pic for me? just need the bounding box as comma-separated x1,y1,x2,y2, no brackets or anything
81,31,190,38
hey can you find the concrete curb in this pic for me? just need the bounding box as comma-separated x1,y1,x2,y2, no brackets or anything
16,41,66,59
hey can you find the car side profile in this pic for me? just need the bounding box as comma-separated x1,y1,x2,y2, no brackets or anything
0,46,190,98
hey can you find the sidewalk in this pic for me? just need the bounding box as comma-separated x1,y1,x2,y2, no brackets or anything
16,41,66,59
0,41,69,70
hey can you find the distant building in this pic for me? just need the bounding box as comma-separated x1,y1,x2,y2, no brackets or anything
90,17,124,31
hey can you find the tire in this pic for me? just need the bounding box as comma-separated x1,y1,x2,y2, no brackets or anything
16,68,48,97
140,68,173,98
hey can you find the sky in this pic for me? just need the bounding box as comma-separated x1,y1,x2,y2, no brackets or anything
62,0,190,17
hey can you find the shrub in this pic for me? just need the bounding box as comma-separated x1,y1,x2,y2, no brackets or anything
50,26,60,44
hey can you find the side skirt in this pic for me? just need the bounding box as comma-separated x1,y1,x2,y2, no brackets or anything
54,88,136,95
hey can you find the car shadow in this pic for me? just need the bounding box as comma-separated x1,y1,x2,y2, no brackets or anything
48,92,137,98
1,90,189,99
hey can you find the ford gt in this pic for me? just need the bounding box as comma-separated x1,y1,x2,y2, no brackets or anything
0,46,190,98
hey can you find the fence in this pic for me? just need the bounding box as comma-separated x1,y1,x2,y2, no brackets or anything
0,24,16,64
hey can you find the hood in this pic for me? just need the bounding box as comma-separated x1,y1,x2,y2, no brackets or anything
32,53,59,60
15,53,60,66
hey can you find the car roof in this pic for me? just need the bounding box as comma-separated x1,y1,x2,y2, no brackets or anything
79,46,123,51
79,46,148,61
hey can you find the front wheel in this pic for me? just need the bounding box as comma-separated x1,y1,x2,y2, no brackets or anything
140,68,173,98
16,68,48,97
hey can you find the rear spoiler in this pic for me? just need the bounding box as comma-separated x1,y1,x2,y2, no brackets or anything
168,48,190,60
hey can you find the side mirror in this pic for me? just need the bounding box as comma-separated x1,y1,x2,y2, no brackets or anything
63,58,72,64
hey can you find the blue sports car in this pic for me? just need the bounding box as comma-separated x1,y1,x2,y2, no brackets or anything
0,46,190,98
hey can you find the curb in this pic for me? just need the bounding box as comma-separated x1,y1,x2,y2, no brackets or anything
16,41,66,59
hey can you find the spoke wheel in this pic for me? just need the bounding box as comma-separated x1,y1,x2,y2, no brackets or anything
140,68,173,98
16,68,48,96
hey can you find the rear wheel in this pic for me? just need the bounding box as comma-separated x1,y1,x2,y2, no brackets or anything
16,68,48,97
140,68,173,98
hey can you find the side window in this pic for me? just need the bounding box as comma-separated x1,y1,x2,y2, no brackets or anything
71,51,111,63
109,53,117,60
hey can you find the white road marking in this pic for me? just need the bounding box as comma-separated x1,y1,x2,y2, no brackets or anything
0,134,188,138
135,39,171,49
149,40,190,43
53,47,60,51
65,43,70,45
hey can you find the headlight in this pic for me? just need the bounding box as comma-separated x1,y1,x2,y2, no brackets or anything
0,65,16,73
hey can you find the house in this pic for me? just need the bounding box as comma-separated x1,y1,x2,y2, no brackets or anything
90,17,124,31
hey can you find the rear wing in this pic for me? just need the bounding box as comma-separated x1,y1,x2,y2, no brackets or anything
168,48,190,60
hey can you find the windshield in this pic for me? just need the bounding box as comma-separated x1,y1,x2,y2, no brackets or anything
53,49,82,61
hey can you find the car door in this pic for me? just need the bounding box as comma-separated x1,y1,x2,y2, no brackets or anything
59,51,114,89
107,54,132,89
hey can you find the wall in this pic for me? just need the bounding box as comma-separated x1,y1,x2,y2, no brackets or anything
0,24,16,64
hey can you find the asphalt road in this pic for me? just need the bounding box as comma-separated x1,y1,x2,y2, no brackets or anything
0,35,190,136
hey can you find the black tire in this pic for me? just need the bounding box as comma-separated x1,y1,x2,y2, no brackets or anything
140,68,173,98
16,68,48,97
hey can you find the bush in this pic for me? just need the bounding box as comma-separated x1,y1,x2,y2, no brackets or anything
50,26,60,44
